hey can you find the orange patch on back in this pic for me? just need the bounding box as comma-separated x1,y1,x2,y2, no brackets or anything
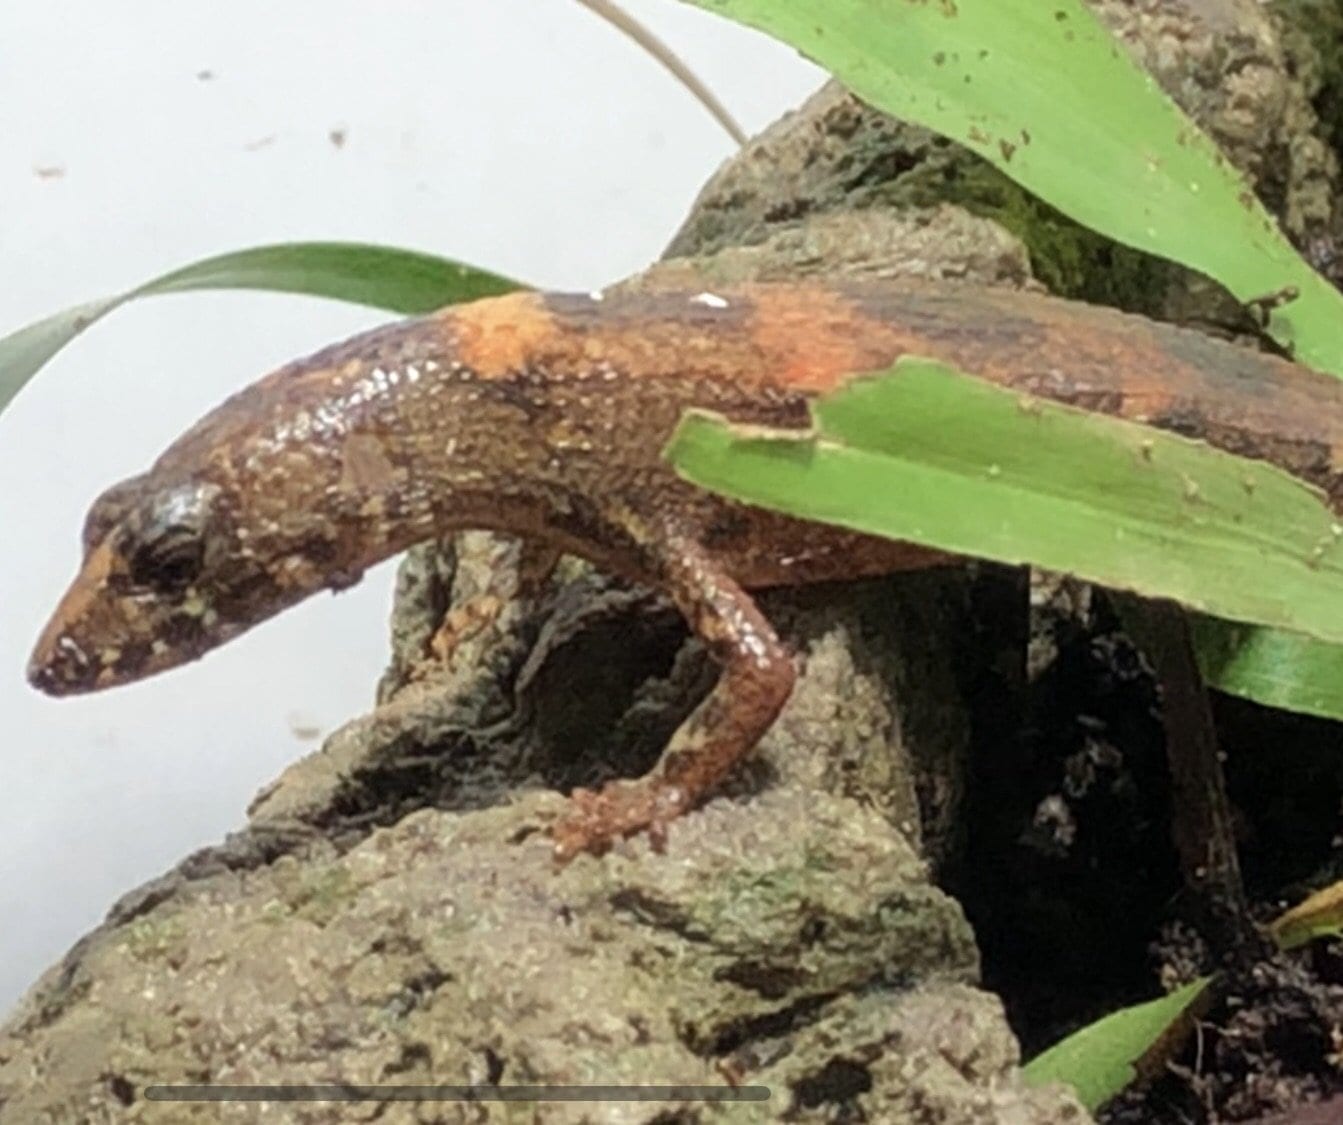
747,287,922,393
446,292,561,378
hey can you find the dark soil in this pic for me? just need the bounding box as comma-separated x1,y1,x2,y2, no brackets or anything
947,574,1343,1123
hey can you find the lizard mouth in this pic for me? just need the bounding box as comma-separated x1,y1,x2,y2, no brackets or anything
27,634,100,695
28,620,167,696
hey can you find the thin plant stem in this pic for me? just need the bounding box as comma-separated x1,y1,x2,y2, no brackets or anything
574,0,748,146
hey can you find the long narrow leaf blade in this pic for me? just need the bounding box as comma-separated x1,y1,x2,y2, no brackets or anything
682,0,1343,372
1190,615,1343,720
0,242,522,415
1269,880,1343,951
1022,978,1211,1111
683,0,1343,711
128,242,520,311
668,359,1343,645
0,298,123,414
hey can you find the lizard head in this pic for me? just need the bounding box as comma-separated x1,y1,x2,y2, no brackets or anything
28,472,319,694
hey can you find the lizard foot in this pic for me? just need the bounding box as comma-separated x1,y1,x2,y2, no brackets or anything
550,780,690,863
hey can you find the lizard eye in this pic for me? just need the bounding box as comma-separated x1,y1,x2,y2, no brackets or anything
128,529,206,590
123,482,221,591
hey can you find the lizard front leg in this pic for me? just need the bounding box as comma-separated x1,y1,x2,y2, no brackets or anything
551,521,796,862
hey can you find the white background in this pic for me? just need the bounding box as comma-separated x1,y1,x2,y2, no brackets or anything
0,0,822,1013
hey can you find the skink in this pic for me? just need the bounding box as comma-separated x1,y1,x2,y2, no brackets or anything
28,279,1343,858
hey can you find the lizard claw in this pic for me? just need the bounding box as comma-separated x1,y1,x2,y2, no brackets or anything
550,781,688,864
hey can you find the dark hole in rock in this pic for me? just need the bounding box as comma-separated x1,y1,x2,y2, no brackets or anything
791,1057,873,1110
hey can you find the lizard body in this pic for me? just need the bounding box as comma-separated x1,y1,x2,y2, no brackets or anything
28,279,1343,857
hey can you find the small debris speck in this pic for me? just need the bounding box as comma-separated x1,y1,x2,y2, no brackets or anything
328,127,347,149
287,712,324,742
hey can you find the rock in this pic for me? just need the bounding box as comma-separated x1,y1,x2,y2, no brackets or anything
1,785,1077,1123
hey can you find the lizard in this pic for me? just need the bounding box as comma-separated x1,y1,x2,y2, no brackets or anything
26,278,1343,860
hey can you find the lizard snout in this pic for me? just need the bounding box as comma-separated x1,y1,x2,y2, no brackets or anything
27,630,99,696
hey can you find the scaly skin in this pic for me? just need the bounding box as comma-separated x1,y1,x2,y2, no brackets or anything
27,279,1343,858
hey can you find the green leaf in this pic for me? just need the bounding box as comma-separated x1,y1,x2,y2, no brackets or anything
0,242,522,417
681,0,1343,374
668,358,1343,645
684,0,1343,716
1022,978,1212,1111
0,298,124,414
1269,879,1343,951
1190,615,1343,720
